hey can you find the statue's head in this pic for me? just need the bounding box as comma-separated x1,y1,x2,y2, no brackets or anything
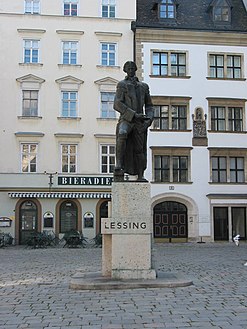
123,61,137,74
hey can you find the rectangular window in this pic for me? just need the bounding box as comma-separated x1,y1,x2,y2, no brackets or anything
153,104,187,130
101,92,116,118
61,144,77,173
25,0,40,14
62,91,78,117
211,154,245,183
101,145,115,173
230,157,244,183
24,40,39,63
152,51,186,77
173,156,188,183
101,43,116,66
154,155,170,182
154,153,189,183
64,0,78,16
22,90,38,116
209,53,242,79
212,156,227,182
21,144,37,173
210,106,243,132
62,41,78,65
159,0,175,18
102,0,116,18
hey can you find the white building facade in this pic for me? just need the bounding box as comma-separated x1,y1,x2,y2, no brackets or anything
134,0,247,242
0,0,135,244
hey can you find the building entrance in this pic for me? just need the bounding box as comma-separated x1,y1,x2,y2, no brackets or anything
153,201,188,242
19,200,38,244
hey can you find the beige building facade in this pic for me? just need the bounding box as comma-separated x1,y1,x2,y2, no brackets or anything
0,0,135,244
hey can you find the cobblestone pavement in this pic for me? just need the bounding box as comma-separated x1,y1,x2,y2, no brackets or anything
0,242,247,329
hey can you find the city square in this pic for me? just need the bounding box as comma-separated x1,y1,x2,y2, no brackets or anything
1,242,247,329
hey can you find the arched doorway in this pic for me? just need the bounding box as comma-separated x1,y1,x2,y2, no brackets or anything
59,200,78,233
19,200,38,244
153,201,188,242
99,200,109,234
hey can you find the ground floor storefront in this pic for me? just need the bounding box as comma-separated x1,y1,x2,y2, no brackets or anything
1,189,247,244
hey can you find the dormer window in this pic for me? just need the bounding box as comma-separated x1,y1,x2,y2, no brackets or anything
159,0,176,19
211,0,231,23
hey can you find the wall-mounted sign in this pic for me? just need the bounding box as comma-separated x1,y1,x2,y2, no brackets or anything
0,217,12,227
84,212,94,228
43,212,54,228
58,176,113,186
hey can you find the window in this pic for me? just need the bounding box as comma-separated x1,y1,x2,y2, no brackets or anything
22,90,38,116
61,144,77,173
212,156,227,182
159,0,175,19
211,153,245,183
101,92,116,118
209,54,242,79
102,0,116,18
152,97,190,130
61,91,78,117
152,148,191,183
25,0,40,14
230,157,244,183
154,155,188,183
101,43,116,66
101,145,115,173
62,41,78,65
64,0,78,16
21,144,37,173
213,0,231,22
210,106,243,132
24,40,39,63
152,51,186,77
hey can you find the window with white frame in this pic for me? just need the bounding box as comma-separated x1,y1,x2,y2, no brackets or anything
101,92,116,118
152,51,186,77
101,43,116,66
61,144,77,173
153,148,191,183
22,90,39,117
62,41,78,65
152,97,190,130
64,0,78,16
24,40,39,63
208,98,245,132
102,0,116,18
210,149,246,183
209,53,242,79
61,91,78,117
25,0,40,14
159,0,176,19
21,143,38,173
100,145,115,173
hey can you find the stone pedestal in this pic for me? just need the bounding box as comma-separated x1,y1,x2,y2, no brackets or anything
101,182,156,280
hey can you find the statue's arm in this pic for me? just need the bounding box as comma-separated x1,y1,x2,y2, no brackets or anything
144,84,154,124
113,83,135,122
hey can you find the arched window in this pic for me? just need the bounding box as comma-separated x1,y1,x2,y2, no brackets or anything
19,200,38,244
60,200,78,233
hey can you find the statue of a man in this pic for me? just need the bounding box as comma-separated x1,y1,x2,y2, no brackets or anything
114,61,154,181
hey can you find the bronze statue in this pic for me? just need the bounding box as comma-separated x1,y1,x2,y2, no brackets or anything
114,61,154,181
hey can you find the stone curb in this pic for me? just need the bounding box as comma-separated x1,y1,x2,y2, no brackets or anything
70,271,193,290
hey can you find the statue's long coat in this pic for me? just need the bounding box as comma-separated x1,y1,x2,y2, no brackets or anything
114,77,154,175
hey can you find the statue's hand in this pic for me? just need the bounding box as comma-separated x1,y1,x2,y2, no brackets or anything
134,113,146,121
